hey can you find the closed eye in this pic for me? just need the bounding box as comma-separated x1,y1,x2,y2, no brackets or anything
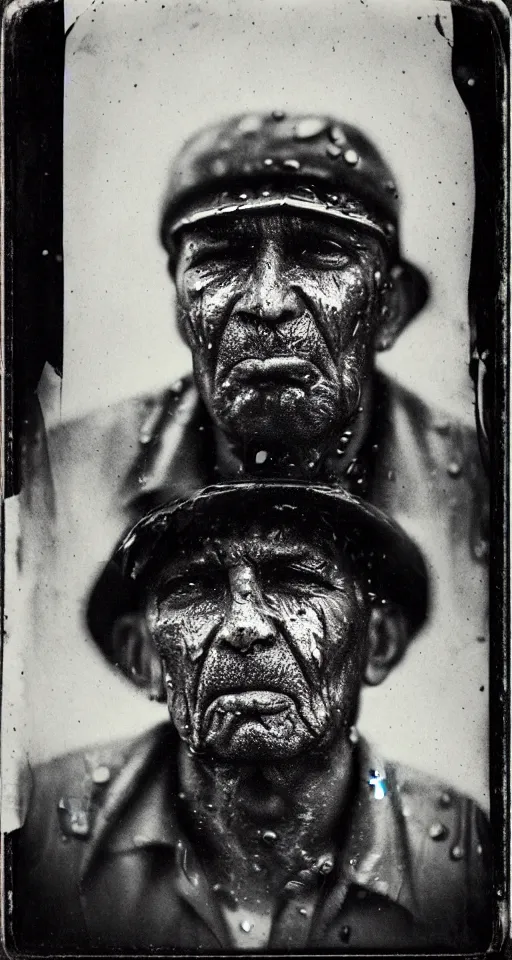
190,239,257,267
295,234,353,267
157,572,225,608
261,562,335,592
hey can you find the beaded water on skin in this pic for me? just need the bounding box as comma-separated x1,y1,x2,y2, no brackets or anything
174,212,394,477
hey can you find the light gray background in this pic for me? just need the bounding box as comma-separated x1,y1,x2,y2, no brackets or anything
3,0,489,825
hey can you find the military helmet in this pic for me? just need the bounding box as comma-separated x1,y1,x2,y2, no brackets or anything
160,112,428,320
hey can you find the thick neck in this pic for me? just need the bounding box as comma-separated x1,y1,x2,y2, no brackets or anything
177,734,355,905
212,375,374,482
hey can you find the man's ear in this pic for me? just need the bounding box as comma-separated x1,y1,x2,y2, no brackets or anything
364,603,409,686
374,262,429,351
111,613,166,702
373,265,411,352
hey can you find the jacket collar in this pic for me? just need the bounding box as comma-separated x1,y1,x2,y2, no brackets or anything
119,373,394,514
80,724,417,920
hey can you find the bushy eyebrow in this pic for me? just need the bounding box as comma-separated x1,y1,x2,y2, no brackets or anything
188,214,372,254
156,540,344,582
194,218,260,243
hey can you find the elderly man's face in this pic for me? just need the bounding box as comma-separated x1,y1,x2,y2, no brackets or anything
145,512,370,762
174,213,388,445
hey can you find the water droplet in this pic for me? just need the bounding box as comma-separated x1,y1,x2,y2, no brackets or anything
298,907,308,916
473,538,489,561
387,470,396,481
283,158,300,171
284,879,304,894
294,117,327,139
374,270,382,283
344,148,359,166
238,193,248,201
207,342,213,350
340,925,351,943
240,919,253,933
429,821,448,841
255,450,268,464
326,143,342,158
262,829,277,844
92,765,111,785
384,180,396,194
238,114,262,135
450,844,465,861
476,843,483,855
438,791,452,808
272,109,286,121
263,157,273,167
261,190,271,198
42,249,49,256
329,123,346,144
311,645,322,667
467,77,476,87
212,158,228,176
447,461,462,477
349,726,359,744
434,419,450,434
316,853,334,874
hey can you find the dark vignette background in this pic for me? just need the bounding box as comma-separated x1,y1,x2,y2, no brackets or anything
1,0,510,953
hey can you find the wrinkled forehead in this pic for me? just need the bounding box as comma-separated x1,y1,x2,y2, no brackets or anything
142,507,358,579
176,209,385,256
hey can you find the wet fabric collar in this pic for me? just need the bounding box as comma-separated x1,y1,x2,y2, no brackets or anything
79,723,417,921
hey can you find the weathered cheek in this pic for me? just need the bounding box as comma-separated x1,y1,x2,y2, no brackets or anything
298,271,371,354
264,591,326,674
152,601,223,665
182,273,245,364
316,595,368,702
181,602,224,661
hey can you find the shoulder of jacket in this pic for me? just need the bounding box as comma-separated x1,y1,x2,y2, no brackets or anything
22,724,168,849
380,371,480,444
386,757,490,944
388,756,488,844
47,375,195,446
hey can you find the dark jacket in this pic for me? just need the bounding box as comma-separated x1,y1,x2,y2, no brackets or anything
7,723,491,953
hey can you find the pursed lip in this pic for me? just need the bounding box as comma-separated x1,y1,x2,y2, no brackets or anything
194,647,325,740
203,689,294,727
225,356,321,386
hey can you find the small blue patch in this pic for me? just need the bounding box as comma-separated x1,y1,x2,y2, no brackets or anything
368,769,387,800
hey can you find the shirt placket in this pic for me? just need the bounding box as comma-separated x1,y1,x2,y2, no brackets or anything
173,838,231,948
267,868,346,950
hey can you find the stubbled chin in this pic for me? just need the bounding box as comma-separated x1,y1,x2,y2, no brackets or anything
197,698,320,761
213,383,338,442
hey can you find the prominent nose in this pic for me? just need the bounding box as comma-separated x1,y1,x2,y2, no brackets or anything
233,240,302,326
216,565,276,653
